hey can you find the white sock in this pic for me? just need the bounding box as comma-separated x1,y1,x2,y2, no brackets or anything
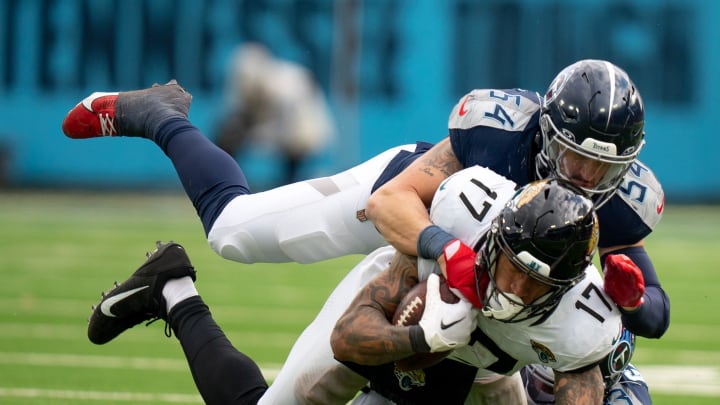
162,276,198,314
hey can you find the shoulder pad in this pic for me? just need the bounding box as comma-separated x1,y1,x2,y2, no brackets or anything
614,160,664,232
448,89,541,132
429,166,517,248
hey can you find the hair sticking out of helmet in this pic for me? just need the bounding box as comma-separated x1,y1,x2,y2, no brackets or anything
474,179,598,322
536,59,645,207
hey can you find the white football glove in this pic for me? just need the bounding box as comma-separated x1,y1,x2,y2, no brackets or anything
419,273,478,352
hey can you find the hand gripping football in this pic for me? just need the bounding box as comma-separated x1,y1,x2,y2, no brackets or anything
392,275,460,370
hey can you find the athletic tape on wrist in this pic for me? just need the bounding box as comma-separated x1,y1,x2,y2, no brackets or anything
417,225,455,259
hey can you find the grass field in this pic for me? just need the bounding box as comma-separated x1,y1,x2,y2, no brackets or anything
1,190,719,404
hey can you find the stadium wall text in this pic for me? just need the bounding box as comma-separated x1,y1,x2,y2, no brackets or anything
0,0,716,201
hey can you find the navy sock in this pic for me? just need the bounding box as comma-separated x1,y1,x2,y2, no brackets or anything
154,118,250,235
169,296,267,405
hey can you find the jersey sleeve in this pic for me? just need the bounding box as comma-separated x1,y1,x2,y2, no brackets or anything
597,160,664,247
447,89,541,185
417,166,518,281
429,166,518,249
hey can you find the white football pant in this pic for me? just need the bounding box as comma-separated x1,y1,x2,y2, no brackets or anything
208,145,416,264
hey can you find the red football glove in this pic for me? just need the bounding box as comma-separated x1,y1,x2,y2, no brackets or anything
443,240,483,308
604,254,645,308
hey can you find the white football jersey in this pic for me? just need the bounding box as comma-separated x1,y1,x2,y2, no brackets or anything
453,269,622,374
418,165,622,375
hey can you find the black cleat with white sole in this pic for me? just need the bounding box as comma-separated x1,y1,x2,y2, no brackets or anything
87,241,196,345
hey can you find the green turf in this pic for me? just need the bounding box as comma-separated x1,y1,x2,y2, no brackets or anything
0,191,718,404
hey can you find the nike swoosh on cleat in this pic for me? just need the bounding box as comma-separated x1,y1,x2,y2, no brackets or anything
100,286,150,317
440,318,463,330
81,92,118,112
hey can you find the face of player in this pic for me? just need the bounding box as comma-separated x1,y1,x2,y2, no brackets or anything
493,253,552,305
555,146,612,190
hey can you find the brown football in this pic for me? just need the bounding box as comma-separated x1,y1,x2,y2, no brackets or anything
391,275,459,371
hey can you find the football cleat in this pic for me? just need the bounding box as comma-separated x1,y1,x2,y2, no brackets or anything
62,80,192,140
62,92,119,138
87,241,196,345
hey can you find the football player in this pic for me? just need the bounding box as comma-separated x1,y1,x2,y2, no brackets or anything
84,174,617,404
332,170,619,404
271,170,648,404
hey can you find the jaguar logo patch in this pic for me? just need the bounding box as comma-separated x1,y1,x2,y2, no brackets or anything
394,366,426,391
531,340,557,364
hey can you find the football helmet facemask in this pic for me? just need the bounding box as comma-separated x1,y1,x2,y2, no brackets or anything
536,59,645,207
474,179,599,322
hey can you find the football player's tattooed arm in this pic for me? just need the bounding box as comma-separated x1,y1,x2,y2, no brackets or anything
331,252,420,365
366,138,463,256
553,366,604,405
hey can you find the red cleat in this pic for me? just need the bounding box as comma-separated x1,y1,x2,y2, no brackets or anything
62,80,191,140
62,92,120,138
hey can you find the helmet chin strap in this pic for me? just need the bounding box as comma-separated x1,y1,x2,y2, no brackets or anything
481,288,524,320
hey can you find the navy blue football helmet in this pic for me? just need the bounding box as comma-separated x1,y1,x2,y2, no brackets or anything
536,60,645,207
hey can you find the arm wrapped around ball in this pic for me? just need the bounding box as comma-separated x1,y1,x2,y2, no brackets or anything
332,252,476,370
413,273,477,353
